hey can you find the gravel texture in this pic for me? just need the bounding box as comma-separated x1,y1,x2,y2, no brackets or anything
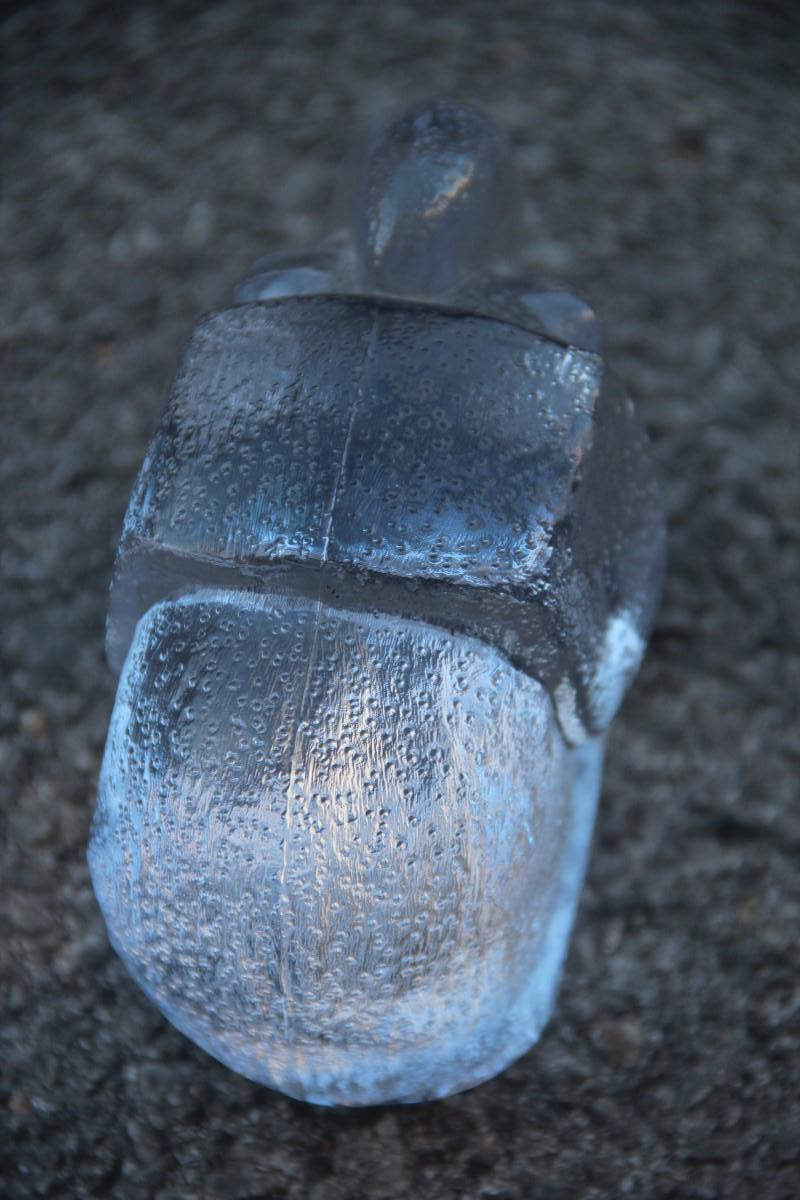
2,2,799,1197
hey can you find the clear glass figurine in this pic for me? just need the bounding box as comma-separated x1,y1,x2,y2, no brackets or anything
89,100,665,1105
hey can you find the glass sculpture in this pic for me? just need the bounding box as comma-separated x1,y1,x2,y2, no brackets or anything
89,100,665,1105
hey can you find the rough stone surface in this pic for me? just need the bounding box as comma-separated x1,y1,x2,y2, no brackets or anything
2,2,798,1197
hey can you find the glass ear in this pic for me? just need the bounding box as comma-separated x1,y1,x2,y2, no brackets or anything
235,248,343,302
517,290,601,353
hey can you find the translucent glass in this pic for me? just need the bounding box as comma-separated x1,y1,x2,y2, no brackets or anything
90,101,664,1105
91,592,604,1104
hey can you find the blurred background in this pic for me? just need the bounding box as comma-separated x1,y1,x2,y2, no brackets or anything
2,2,798,1197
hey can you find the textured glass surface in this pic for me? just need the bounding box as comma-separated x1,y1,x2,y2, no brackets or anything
91,592,603,1105
91,99,664,1105
109,296,663,741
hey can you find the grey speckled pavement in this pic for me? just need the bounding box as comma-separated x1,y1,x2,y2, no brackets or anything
2,1,799,1196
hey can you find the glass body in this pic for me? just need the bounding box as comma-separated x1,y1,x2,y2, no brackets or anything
90,102,664,1105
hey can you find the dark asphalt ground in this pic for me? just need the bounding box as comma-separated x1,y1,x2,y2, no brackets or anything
2,2,799,1197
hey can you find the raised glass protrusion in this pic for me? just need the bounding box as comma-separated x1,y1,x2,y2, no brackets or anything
348,99,517,300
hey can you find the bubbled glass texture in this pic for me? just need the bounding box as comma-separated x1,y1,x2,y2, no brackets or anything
91,95,665,1105
108,296,664,743
90,591,603,1105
